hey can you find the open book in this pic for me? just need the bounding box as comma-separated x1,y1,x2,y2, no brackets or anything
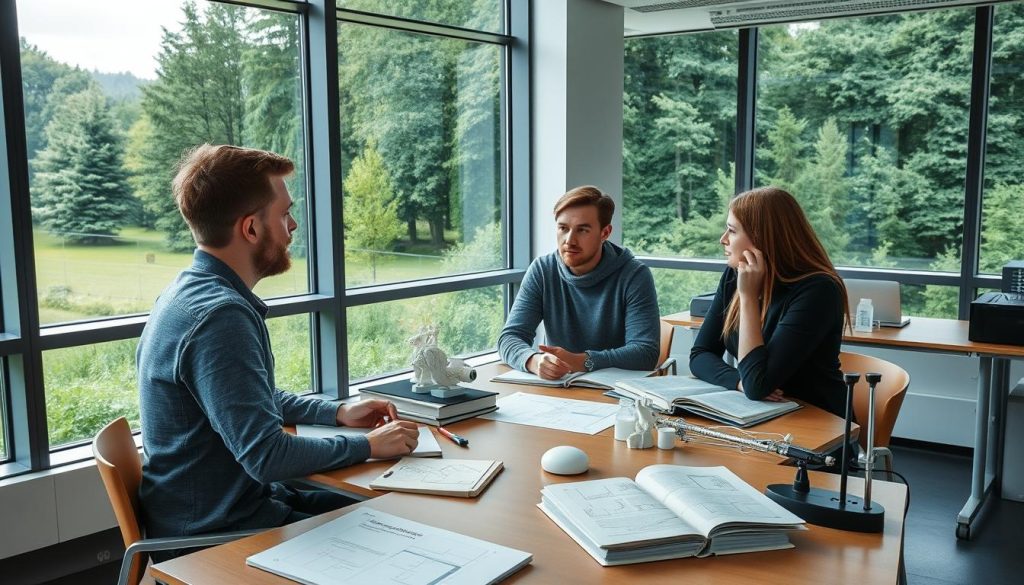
491,367,653,390
369,457,503,497
247,508,531,585
613,375,801,428
538,465,805,566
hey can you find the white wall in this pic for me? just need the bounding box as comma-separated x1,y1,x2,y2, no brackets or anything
531,0,624,256
0,461,116,560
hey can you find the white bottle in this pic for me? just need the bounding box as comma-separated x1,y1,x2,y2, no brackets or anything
855,298,874,333
614,398,636,441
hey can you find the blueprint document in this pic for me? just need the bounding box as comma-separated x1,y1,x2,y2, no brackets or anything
247,509,532,585
480,392,618,434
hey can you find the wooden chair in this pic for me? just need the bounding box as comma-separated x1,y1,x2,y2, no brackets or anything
656,319,678,375
838,351,911,477
93,417,261,585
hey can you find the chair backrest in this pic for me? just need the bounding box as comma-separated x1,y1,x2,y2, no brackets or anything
657,319,674,369
93,417,147,585
838,351,911,450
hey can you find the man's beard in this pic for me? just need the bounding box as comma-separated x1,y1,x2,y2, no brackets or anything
254,236,291,278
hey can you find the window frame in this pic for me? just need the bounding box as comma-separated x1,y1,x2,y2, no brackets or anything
631,6,1002,321
0,0,528,477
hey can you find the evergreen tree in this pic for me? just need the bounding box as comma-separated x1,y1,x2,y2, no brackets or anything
32,87,135,243
344,145,404,282
136,1,248,251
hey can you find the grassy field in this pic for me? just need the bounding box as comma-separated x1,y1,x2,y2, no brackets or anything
32,227,467,324
30,225,504,448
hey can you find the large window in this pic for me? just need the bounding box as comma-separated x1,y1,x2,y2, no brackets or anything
755,12,973,272
981,2,1024,275
347,287,505,382
19,0,309,326
622,31,737,259
625,6,1004,322
339,23,505,287
1,0,520,474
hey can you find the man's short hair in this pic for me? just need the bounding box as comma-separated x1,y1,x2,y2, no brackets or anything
553,185,615,228
172,144,294,248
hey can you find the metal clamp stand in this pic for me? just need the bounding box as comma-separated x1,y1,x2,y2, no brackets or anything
764,372,886,532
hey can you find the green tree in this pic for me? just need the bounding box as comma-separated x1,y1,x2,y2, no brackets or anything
136,1,248,251
344,145,404,282
762,106,807,191
19,40,94,178
32,87,135,244
243,12,308,256
651,93,715,222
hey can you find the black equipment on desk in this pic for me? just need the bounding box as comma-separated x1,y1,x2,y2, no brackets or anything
1004,260,1024,295
969,292,1024,345
689,292,715,317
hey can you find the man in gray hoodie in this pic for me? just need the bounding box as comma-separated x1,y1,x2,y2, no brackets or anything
497,186,661,379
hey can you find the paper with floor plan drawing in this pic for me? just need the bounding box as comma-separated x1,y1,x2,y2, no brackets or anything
247,508,532,585
479,392,618,434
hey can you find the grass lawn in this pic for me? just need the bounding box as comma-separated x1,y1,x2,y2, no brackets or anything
32,227,470,323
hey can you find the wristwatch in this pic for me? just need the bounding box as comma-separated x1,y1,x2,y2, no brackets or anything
583,351,595,372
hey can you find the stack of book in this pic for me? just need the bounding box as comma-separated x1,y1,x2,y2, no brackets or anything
357,378,498,426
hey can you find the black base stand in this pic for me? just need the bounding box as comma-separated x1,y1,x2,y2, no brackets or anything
765,483,885,533
763,372,886,533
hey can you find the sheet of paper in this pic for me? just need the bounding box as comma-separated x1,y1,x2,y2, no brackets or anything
479,392,617,434
296,424,441,458
247,509,532,585
373,458,497,493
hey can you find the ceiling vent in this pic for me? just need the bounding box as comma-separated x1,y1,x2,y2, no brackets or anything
603,0,1015,36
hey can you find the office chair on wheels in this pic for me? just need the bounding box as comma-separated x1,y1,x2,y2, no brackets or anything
93,417,261,585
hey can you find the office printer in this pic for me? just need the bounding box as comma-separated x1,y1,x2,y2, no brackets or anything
969,292,1024,345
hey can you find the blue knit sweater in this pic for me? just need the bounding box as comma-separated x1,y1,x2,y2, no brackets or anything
137,251,369,539
498,241,660,372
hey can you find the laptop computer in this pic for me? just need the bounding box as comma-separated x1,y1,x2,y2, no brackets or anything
843,279,911,328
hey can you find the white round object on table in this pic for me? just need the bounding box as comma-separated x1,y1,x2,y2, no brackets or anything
541,445,590,475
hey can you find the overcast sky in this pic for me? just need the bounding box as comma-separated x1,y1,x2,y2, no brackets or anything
16,0,187,79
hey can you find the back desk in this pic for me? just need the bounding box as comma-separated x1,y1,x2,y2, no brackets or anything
664,311,1024,540
150,362,905,585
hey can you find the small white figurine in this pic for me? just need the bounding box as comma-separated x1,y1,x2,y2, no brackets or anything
626,399,657,449
407,325,477,397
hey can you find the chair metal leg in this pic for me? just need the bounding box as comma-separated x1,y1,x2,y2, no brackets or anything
116,551,136,585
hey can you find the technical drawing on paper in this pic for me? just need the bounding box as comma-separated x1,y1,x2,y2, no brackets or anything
282,533,492,585
385,459,492,487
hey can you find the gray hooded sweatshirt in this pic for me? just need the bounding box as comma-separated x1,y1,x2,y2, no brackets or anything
497,241,660,372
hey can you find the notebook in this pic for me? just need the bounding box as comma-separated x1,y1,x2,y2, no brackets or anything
369,457,504,497
844,279,911,328
295,424,442,458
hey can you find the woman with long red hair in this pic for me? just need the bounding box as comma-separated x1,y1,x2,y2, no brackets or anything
689,187,850,417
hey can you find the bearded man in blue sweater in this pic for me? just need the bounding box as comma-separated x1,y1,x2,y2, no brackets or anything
137,145,419,557
498,186,661,379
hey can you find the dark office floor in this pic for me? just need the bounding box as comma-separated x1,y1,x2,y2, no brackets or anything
39,444,1024,585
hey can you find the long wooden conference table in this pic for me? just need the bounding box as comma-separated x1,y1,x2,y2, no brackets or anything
150,361,906,585
664,311,1024,541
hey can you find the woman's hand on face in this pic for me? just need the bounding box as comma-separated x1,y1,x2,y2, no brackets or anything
736,248,765,299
